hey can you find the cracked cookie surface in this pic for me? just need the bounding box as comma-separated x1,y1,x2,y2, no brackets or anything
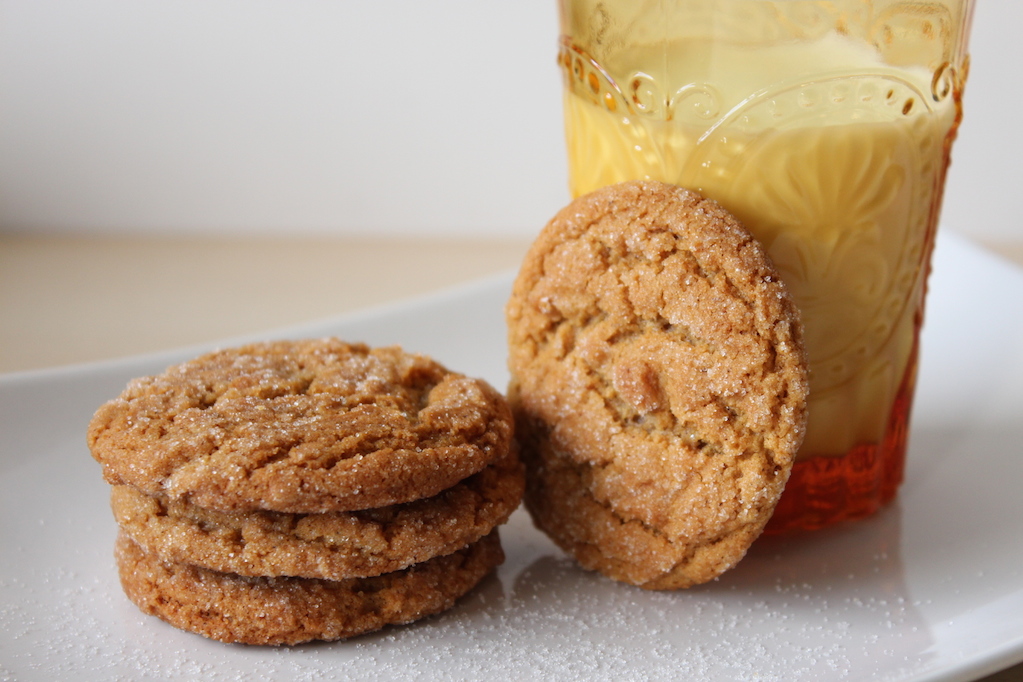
89,339,513,513
115,529,504,645
111,445,523,580
506,181,808,589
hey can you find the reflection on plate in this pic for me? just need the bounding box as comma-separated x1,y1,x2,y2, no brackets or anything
2,233,1022,682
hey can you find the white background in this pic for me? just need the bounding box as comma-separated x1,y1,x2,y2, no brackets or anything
0,1,1017,240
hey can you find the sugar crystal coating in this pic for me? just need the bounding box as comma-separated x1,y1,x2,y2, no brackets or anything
88,339,513,513
506,181,808,589
115,530,505,645
112,445,524,580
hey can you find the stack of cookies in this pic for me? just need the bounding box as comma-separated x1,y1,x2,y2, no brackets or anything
88,339,522,645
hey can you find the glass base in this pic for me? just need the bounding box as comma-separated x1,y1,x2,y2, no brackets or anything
764,347,918,534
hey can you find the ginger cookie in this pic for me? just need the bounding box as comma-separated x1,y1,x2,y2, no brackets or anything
115,530,504,645
89,339,513,513
506,181,808,589
111,445,524,580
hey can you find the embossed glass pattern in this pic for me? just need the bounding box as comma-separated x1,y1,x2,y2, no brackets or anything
556,0,974,532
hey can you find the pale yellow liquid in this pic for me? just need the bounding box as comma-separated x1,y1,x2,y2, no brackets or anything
563,31,960,457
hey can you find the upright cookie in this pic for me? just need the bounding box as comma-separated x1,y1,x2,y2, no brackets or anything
115,530,504,645
111,445,524,580
89,339,513,513
506,181,808,589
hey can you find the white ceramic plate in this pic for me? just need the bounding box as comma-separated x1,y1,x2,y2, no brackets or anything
2,233,1022,682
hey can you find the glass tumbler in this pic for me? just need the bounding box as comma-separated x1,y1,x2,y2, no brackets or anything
556,0,974,532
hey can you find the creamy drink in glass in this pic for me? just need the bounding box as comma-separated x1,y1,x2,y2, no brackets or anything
557,0,974,531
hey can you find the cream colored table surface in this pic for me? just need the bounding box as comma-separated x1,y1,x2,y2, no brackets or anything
3,233,1023,682
0,234,532,374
